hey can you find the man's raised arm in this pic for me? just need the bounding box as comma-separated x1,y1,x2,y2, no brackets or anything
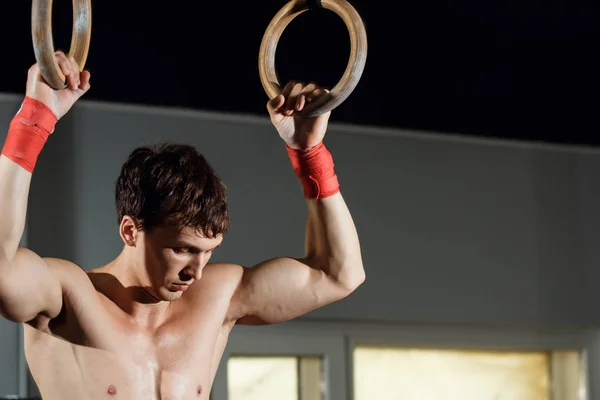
0,53,90,323
228,81,365,325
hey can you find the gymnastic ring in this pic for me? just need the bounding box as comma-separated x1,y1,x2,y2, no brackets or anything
259,0,368,117
31,0,92,90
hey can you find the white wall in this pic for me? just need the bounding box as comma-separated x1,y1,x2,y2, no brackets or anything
1,92,600,396
21,94,600,328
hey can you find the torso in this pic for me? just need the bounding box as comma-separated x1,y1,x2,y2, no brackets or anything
23,262,242,400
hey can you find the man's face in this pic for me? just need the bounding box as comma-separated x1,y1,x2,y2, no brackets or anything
139,224,223,301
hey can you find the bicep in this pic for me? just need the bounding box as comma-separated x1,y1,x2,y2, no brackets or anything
0,247,63,322
230,257,350,326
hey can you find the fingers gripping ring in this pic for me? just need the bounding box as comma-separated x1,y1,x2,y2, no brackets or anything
259,0,368,117
32,0,92,90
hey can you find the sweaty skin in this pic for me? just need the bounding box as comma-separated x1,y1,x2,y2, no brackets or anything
0,54,365,399
24,253,243,399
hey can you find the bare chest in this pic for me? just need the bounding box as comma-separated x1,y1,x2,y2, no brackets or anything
114,327,216,399
25,298,230,400
27,331,214,400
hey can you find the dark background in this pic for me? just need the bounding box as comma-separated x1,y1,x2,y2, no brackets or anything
1,0,598,146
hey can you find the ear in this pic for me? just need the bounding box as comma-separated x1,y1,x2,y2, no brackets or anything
119,216,139,247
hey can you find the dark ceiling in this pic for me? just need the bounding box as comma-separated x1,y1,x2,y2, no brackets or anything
1,0,598,146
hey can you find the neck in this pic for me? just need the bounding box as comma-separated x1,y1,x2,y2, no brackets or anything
93,248,172,328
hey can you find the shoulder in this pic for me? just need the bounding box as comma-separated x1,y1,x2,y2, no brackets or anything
42,257,97,294
43,257,90,279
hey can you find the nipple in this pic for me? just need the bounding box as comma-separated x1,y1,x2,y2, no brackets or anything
107,384,117,396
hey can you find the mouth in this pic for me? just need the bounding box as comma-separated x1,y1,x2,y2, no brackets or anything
172,283,190,292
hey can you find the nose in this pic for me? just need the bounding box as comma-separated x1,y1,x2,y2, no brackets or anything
190,265,202,280
179,268,198,282
180,265,202,282
180,254,207,282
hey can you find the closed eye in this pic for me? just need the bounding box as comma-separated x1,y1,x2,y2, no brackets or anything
172,244,220,255
173,248,191,254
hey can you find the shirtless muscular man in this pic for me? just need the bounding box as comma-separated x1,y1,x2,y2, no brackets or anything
0,52,365,399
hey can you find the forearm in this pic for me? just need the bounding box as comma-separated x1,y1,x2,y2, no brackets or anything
0,96,56,264
0,97,63,322
287,141,364,287
304,194,364,287
231,136,364,325
0,157,32,263
0,146,62,322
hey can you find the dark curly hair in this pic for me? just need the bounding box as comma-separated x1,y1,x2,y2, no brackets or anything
115,143,229,238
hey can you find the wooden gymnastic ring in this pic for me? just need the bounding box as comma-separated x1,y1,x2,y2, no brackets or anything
259,0,368,117
31,0,92,90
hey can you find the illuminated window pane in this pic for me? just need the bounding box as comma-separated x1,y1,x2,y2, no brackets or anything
354,347,552,400
228,356,323,400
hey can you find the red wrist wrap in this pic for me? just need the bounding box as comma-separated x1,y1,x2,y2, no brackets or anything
1,96,56,173
286,142,340,200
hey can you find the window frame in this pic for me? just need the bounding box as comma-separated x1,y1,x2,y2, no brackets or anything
211,323,348,400
210,320,594,400
345,322,593,400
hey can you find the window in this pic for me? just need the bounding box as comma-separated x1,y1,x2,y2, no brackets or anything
228,356,324,400
353,346,583,400
212,323,587,400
